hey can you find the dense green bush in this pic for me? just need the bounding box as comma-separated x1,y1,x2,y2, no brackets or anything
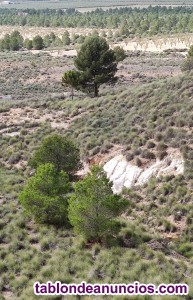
68,166,128,242
113,46,127,62
0,30,23,51
19,163,71,225
30,134,82,179
32,35,44,50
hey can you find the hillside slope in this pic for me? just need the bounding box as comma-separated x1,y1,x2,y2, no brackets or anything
0,70,193,299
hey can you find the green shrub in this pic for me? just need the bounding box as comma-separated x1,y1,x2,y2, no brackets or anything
29,134,82,179
146,141,155,149
157,150,167,160
68,166,128,242
141,150,155,159
126,152,134,161
135,157,142,167
19,163,71,225
156,142,168,151
178,242,193,258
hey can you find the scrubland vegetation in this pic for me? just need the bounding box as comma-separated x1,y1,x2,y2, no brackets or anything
0,4,193,300
1,49,193,299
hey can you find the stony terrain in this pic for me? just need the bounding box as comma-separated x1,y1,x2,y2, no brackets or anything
104,150,184,193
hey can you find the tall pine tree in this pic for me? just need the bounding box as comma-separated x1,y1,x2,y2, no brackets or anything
62,35,117,97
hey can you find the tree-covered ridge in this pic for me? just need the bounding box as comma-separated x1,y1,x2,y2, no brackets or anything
1,6,193,36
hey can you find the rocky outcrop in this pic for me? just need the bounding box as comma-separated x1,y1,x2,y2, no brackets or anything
103,151,184,194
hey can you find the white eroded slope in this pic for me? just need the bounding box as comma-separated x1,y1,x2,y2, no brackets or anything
103,152,184,194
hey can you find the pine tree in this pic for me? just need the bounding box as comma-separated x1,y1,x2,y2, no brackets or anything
68,166,128,242
62,35,117,97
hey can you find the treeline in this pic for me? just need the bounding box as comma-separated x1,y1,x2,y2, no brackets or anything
1,6,193,36
0,30,86,51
